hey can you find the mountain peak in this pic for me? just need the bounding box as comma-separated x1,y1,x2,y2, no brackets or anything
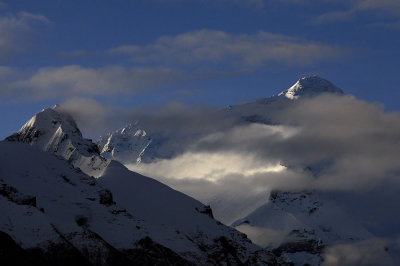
20,107,81,137
278,75,343,100
6,106,109,177
98,123,151,164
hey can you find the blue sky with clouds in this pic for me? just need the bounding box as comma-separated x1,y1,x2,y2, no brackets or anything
0,0,399,138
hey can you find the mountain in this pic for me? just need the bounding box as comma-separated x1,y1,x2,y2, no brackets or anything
97,123,151,164
86,76,400,265
92,76,350,226
6,106,109,178
98,75,343,166
277,75,343,100
224,75,344,125
0,141,155,265
2,107,280,265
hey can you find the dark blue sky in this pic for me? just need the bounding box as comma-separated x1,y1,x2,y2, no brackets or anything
0,0,399,138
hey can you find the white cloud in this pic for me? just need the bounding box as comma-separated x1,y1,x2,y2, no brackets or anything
128,150,286,182
0,11,50,59
2,28,343,101
309,0,400,24
109,30,344,68
0,65,220,100
222,0,265,9
127,150,311,223
323,237,400,266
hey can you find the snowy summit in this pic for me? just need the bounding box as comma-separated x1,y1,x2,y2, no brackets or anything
278,75,344,100
98,123,151,165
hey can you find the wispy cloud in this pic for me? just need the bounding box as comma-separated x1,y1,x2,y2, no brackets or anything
323,237,400,266
59,49,92,59
158,0,266,9
372,20,400,29
109,30,344,68
220,0,265,9
0,11,50,59
0,65,230,101
310,0,400,25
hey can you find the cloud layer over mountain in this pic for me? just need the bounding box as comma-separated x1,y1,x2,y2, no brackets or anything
59,93,400,225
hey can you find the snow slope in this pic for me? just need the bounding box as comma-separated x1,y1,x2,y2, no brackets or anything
99,161,275,264
3,109,280,265
0,141,155,265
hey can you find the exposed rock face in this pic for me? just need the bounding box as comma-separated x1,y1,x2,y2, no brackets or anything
0,183,36,207
195,205,214,219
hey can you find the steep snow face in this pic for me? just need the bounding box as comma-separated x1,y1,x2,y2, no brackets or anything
0,141,151,265
0,142,278,265
98,161,277,264
6,106,109,177
97,123,152,164
277,75,343,100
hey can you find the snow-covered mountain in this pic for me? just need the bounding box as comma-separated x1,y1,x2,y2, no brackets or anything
87,75,400,265
97,123,151,164
277,75,343,100
0,141,153,265
5,76,397,265
98,75,343,166
6,106,109,177
224,75,344,125
2,108,281,265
